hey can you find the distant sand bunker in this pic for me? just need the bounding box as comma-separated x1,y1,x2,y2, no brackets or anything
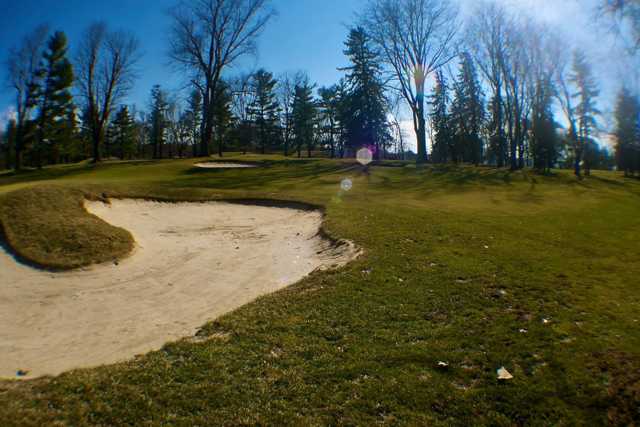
194,162,257,168
0,200,359,378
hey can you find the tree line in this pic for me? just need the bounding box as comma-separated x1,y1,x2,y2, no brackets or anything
1,0,639,177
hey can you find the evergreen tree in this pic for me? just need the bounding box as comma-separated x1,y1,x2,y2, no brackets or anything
184,89,202,156
530,77,559,173
450,53,484,164
292,80,316,158
570,50,600,177
34,31,74,167
340,27,388,158
110,105,136,159
58,109,82,163
614,87,640,176
318,85,341,158
429,70,451,163
334,78,350,158
213,81,234,156
4,119,17,170
134,109,150,158
247,69,280,154
149,85,168,159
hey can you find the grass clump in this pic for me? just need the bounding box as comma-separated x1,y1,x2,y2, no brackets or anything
0,185,133,270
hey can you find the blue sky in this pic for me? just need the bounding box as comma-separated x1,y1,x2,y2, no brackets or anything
0,0,630,150
0,0,364,115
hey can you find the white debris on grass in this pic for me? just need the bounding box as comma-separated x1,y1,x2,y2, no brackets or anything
497,367,513,380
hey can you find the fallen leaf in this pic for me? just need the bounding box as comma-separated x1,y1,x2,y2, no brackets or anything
497,367,513,380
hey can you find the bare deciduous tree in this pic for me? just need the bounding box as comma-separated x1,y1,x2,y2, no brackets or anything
467,1,508,167
6,25,49,170
599,0,640,54
363,0,458,163
501,16,534,170
168,0,275,157
76,22,140,163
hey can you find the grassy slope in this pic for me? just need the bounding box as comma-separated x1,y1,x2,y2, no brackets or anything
0,186,133,270
0,156,639,425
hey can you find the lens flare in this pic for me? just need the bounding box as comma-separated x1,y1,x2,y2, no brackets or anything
340,178,353,191
356,148,373,166
413,63,426,98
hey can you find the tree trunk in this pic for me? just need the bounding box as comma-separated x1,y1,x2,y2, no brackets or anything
14,146,22,171
200,91,212,157
14,125,23,171
496,88,505,168
516,125,524,170
92,124,102,163
574,149,581,177
201,120,212,156
414,98,428,164
509,106,518,171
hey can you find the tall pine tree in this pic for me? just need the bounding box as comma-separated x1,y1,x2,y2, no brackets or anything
149,85,169,159
110,105,136,160
34,31,74,167
450,53,484,164
340,27,388,158
429,70,451,163
247,69,280,154
4,119,17,170
184,89,202,156
614,87,640,176
292,80,316,158
213,81,234,156
318,85,341,158
530,77,559,173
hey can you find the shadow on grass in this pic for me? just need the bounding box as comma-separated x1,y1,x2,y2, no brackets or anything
0,224,57,271
0,160,169,188
178,161,361,192
367,164,517,195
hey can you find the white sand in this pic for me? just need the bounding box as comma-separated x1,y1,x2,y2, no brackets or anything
194,162,257,168
0,199,358,379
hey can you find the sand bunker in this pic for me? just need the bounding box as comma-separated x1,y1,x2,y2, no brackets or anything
0,200,358,379
194,162,257,168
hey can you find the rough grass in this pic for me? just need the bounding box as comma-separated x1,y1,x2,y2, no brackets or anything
0,186,133,270
0,156,639,425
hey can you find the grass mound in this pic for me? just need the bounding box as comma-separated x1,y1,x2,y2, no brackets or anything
0,186,134,270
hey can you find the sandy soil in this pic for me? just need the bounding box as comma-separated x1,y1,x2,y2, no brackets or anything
194,162,257,168
0,200,358,379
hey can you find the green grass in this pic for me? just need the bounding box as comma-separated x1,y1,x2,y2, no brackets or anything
0,156,639,425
